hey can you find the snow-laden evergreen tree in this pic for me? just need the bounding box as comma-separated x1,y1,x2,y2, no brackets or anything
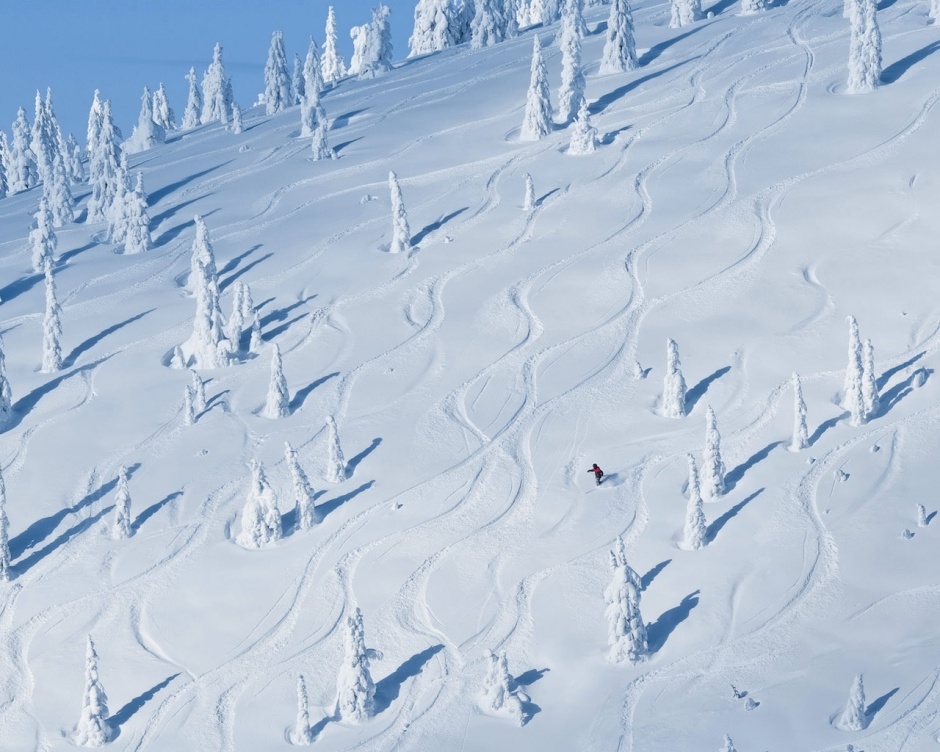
472,0,519,48
334,607,380,722
605,535,648,663
740,0,767,13
111,465,132,539
350,6,394,78
121,173,152,254
170,345,185,370
931,0,940,24
30,91,56,186
567,0,589,36
0,464,9,582
681,454,707,550
237,461,282,548
322,7,348,84
0,132,8,199
41,261,63,373
65,133,84,183
186,216,229,368
46,148,75,227
9,107,38,194
262,344,290,419
230,101,244,135
86,90,103,159
389,170,412,253
837,673,867,731
662,338,687,418
861,338,878,422
190,369,206,412
0,338,11,432
917,503,928,527
30,197,58,272
720,735,738,752
86,100,122,223
843,315,865,426
523,172,535,210
226,283,248,353
249,312,263,353
410,0,460,56
73,636,111,747
202,43,235,124
558,0,586,124
455,0,476,42
670,0,703,27
701,406,725,502
847,0,882,94
44,89,70,172
479,649,526,723
600,0,638,73
292,54,305,106
286,441,319,530
182,385,196,425
520,36,552,141
312,118,336,160
182,68,202,129
568,98,598,154
325,415,347,483
264,31,293,115
125,87,165,154
189,214,218,292
290,674,314,745
107,151,131,244
790,372,809,451
303,37,325,110
152,83,175,130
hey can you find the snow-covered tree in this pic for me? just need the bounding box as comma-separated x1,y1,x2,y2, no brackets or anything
790,372,809,451
740,0,767,13
520,36,553,141
230,100,244,134
410,0,460,56
681,454,707,550
190,369,206,412
202,43,235,124
334,607,380,722
237,461,282,548
479,649,526,723
86,100,122,223
701,406,725,501
73,636,111,747
558,0,586,124
125,87,165,154
847,0,882,94
249,313,263,353
0,464,10,581
152,84,175,130
720,735,738,752
931,0,940,24
325,415,347,482
111,465,132,539
523,172,535,210
670,0,703,27
226,283,248,353
303,37,325,110
568,98,598,154
292,55,305,106
290,674,314,745
0,132,9,199
455,0,476,42
312,118,335,160
836,673,867,731
350,6,394,78
322,7,348,84
9,107,38,194
599,0,638,73
605,535,648,663
41,262,62,373
389,170,411,253
121,173,152,254
182,385,196,425
30,91,56,186
170,345,185,370
0,337,11,432
662,338,687,418
861,338,878,422
30,197,58,272
107,151,131,244
917,503,928,527
472,0,519,48
285,441,319,530
182,68,202,129
86,90,103,159
65,133,84,183
264,31,293,115
843,315,865,426
45,148,75,226
262,344,290,419
186,216,229,369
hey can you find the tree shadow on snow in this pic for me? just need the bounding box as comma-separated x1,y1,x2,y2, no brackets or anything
808,412,847,447
9,358,111,431
258,296,316,329
882,41,940,83
877,352,925,390
866,687,899,721
373,644,445,714
218,244,263,277
317,481,375,520
132,491,183,532
334,137,364,155
151,195,210,228
876,0,900,9
157,208,220,247
684,365,731,413
536,188,561,206
110,673,180,733
410,207,468,246
590,60,694,115
640,26,707,67
640,559,671,591
219,252,274,292
647,590,700,654
879,370,930,417
0,272,44,304
263,313,309,341
707,488,763,543
149,162,232,204
59,241,98,265
724,442,781,492
708,0,739,15
14,505,114,575
514,667,550,687
289,372,339,413
63,309,154,368
331,108,368,129
346,438,382,477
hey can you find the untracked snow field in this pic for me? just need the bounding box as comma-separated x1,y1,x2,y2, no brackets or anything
3,1,940,749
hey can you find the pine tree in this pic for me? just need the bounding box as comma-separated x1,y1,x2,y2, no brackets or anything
30,91,56,186
86,90,103,160
568,98,598,154
41,261,63,373
153,83,176,130
303,37,325,111
202,43,235,124
523,172,535,210
740,0,767,12
182,68,203,129
410,0,460,57
662,338,687,418
230,100,244,134
170,345,186,370
300,96,320,138
107,151,131,244
86,100,122,223
837,673,867,731
111,465,132,539
847,0,882,93
311,118,336,160
351,6,394,78
335,607,379,722
190,369,206,412
262,344,290,419
670,0,703,28
125,87,165,154
9,107,38,194
187,217,229,369
322,7,348,84
558,0,586,124
30,197,58,272
182,385,196,425
861,338,878,422
264,31,293,115
480,649,525,723
600,0,638,73
73,636,111,746
237,461,282,548
843,315,865,426
290,675,314,744
931,0,940,23
605,535,648,663
325,415,347,483
520,36,553,141
44,89,70,178
45,148,75,227
0,464,11,582
293,54,305,106
701,406,725,501
472,0,519,48
917,503,928,527
0,337,11,432
389,171,411,253
285,441,319,530
681,454,707,550
720,735,738,752
226,283,248,353
790,372,809,451
65,133,84,183
455,0,476,42
122,173,152,254
0,132,9,199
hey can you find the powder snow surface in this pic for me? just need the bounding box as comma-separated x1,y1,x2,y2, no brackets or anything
2,1,940,750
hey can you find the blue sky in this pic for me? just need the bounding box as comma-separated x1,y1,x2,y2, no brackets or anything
1,1,418,139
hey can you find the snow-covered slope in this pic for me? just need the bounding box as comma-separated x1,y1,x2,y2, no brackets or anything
3,1,940,749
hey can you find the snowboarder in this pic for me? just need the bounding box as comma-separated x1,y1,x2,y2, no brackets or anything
588,463,604,485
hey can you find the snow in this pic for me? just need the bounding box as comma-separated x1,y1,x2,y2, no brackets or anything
2,0,940,749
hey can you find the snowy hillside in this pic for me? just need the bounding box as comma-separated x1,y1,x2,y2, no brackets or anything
3,0,940,750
